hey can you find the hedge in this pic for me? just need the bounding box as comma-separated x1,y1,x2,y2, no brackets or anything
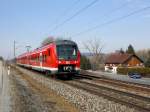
117,67,150,77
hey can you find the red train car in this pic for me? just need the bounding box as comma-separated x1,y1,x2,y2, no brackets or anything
17,40,80,76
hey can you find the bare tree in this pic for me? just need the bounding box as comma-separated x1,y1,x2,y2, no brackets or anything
41,36,55,46
136,49,150,62
83,38,104,70
41,36,71,47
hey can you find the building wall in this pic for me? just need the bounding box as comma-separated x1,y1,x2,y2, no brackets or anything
104,64,118,73
126,56,143,67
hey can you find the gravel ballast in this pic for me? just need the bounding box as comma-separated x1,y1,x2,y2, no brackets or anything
16,66,138,112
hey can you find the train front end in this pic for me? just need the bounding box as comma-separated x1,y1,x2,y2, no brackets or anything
55,40,80,75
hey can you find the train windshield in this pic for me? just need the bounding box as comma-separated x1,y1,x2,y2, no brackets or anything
56,45,77,60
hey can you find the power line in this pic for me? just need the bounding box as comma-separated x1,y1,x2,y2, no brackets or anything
51,0,81,28
102,0,133,17
72,6,150,37
50,0,100,32
61,0,132,36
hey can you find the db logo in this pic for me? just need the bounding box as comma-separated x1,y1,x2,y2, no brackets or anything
64,66,72,72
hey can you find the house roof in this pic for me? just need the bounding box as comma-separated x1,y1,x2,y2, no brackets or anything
105,53,143,64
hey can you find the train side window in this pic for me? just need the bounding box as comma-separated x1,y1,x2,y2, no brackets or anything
48,49,50,56
37,56,39,61
36,56,38,62
43,55,46,62
45,55,47,62
42,55,44,62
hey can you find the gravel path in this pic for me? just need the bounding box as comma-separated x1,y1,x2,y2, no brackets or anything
16,66,139,112
0,61,11,112
1,62,78,112
10,67,78,112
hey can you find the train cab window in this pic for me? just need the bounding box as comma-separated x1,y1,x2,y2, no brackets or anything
57,45,77,60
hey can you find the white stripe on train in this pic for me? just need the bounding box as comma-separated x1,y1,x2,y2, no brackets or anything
17,63,80,72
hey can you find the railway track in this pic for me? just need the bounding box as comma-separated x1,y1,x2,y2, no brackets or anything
74,73,150,98
64,79,150,112
78,72,150,87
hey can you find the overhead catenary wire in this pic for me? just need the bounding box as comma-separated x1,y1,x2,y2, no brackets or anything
72,6,150,37
50,0,100,32
102,0,134,17
61,0,133,36
51,0,81,28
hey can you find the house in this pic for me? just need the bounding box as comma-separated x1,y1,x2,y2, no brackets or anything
104,53,144,73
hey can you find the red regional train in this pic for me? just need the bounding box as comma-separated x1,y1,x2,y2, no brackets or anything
17,40,80,76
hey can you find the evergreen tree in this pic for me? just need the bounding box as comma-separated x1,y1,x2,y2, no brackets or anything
119,48,125,54
145,58,150,67
0,56,3,61
145,50,150,67
126,44,135,54
80,55,91,70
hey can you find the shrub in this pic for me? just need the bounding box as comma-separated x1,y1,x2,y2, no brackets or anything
117,67,150,77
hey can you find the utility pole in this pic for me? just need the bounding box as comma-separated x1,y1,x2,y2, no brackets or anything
14,40,16,59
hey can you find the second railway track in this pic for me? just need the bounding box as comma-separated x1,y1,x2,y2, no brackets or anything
75,73,150,97
64,79,150,112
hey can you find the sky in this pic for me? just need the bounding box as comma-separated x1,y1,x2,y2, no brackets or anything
0,0,150,59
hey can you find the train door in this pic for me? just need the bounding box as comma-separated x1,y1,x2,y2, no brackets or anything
40,52,42,69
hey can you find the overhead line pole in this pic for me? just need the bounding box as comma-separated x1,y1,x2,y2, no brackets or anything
14,40,16,59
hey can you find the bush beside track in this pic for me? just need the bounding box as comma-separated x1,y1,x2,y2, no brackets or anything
117,67,150,77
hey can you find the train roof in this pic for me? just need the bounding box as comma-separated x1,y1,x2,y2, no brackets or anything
55,40,77,46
